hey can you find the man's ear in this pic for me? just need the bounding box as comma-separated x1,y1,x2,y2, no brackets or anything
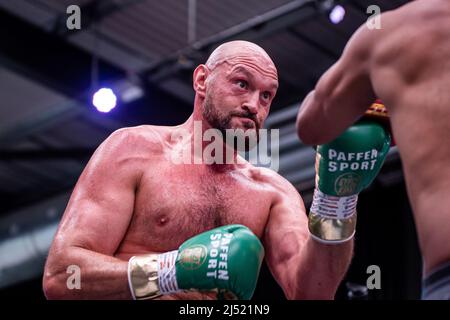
193,64,208,98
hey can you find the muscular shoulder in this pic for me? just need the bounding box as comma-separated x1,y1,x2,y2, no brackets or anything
83,125,170,185
101,125,168,159
340,5,410,65
368,2,446,55
339,1,447,67
248,166,303,204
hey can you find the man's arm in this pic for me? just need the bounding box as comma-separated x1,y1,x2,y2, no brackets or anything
43,128,147,299
296,22,377,145
264,176,353,299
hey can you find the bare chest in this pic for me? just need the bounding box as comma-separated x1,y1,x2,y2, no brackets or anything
118,163,272,255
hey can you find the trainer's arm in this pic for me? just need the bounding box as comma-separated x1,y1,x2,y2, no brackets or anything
264,176,353,299
43,129,144,299
296,23,377,145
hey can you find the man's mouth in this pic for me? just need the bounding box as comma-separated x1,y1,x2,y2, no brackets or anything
234,116,256,126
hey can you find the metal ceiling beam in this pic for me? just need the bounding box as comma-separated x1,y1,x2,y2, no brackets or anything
51,0,147,36
0,8,122,98
287,27,340,60
144,0,318,82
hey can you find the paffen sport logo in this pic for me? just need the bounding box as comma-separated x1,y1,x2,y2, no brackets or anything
178,245,208,270
335,172,362,196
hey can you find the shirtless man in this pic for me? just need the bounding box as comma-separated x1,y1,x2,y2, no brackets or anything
42,40,385,300
296,0,450,299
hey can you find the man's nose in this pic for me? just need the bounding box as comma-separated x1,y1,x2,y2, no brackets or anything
242,91,259,115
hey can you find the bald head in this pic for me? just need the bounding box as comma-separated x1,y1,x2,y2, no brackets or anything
205,40,278,80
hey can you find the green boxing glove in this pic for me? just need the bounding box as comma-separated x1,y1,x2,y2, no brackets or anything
308,121,391,244
128,224,264,300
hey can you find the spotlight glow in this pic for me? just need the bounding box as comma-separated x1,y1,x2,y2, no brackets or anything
92,88,117,113
330,5,345,24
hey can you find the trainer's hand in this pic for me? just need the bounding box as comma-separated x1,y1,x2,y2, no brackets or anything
128,224,264,300
308,120,391,243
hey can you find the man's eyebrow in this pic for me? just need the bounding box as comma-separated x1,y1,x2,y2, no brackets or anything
230,66,278,90
229,66,253,78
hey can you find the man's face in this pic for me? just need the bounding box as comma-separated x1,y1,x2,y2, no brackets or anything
202,61,278,136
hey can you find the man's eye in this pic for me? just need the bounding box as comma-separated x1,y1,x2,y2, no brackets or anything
262,92,271,100
236,80,248,89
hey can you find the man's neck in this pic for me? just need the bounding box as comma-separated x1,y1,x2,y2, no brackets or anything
180,115,242,171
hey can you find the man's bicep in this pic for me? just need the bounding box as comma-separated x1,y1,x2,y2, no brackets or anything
55,131,140,254
263,185,308,288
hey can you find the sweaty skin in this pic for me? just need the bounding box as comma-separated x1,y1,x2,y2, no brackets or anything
43,41,352,300
296,0,450,273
